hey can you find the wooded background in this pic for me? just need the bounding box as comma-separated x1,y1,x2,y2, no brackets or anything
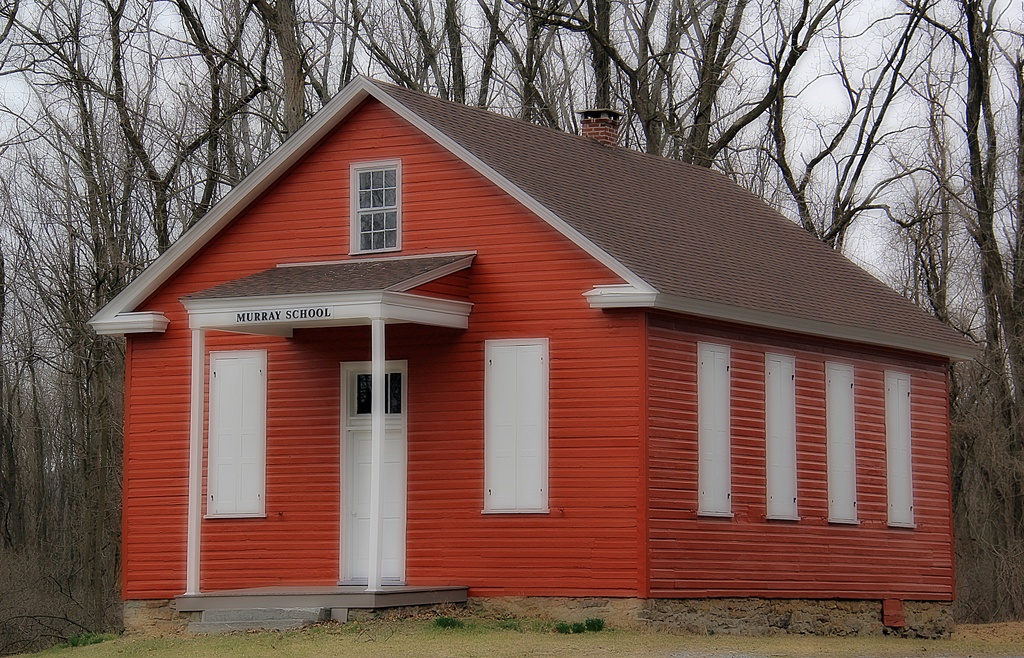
0,0,1020,652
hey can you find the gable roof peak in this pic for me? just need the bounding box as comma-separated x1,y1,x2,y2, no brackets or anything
89,77,973,361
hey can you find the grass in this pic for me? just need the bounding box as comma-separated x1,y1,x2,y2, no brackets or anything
554,619,603,634
54,634,114,649
431,616,465,629
18,618,1024,658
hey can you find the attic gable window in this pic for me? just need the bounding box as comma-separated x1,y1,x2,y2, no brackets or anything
351,160,401,254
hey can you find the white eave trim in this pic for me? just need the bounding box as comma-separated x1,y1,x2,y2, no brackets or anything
583,284,658,307
367,86,656,294
90,77,653,328
89,311,170,336
182,290,472,336
584,285,976,361
90,79,378,328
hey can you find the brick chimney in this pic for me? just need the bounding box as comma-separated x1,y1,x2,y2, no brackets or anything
579,109,621,147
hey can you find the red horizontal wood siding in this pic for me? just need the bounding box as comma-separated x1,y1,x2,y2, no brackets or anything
646,314,954,600
122,99,643,599
408,270,471,301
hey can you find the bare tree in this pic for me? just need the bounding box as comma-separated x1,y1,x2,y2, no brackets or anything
253,0,308,136
3,1,1024,649
0,0,269,649
445,0,467,101
771,0,931,249
878,0,1024,620
951,0,1024,621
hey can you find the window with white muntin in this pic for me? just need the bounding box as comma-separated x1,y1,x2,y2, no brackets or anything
351,160,401,253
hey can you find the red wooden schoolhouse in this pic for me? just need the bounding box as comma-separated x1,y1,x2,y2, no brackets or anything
90,77,973,635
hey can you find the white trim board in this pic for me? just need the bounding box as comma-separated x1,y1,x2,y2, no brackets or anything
584,285,976,361
368,86,655,295
87,76,967,363
88,77,648,334
89,81,376,332
182,290,473,335
91,311,170,335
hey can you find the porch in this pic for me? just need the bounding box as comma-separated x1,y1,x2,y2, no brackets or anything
175,584,468,633
179,253,476,597
175,584,469,612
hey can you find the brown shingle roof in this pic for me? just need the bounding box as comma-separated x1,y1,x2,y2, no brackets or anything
184,253,472,300
95,76,970,355
379,82,970,357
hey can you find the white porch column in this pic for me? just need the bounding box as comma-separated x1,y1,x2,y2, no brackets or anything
366,316,386,591
185,328,206,596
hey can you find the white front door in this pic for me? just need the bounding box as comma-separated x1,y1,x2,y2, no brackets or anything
341,361,407,584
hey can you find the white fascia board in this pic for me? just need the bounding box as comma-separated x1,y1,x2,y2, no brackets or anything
89,78,381,328
585,287,976,361
583,284,658,307
387,252,476,292
183,290,472,332
379,291,472,328
370,88,656,295
276,249,477,269
91,76,653,328
89,311,170,336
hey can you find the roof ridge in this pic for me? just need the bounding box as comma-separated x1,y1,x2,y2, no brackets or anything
372,79,590,144
91,75,972,358
376,78,971,358
376,81,786,216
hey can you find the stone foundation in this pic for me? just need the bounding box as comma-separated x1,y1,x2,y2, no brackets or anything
471,596,953,639
123,599,196,637
469,596,647,631
124,595,953,639
346,602,466,622
899,601,955,639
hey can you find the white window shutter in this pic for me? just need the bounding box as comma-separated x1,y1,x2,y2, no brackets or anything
826,362,857,523
698,343,731,516
766,354,798,519
485,344,518,511
886,371,914,527
485,340,548,512
212,358,241,514
237,358,265,513
515,344,546,510
209,351,266,517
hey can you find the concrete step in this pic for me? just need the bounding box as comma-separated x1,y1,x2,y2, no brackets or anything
188,607,331,634
201,607,329,623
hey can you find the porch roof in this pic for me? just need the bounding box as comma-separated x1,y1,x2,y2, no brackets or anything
180,252,474,336
185,251,474,299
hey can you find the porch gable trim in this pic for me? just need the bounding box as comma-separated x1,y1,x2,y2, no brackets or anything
182,290,472,335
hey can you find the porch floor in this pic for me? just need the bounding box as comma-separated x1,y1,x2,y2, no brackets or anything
175,585,468,612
